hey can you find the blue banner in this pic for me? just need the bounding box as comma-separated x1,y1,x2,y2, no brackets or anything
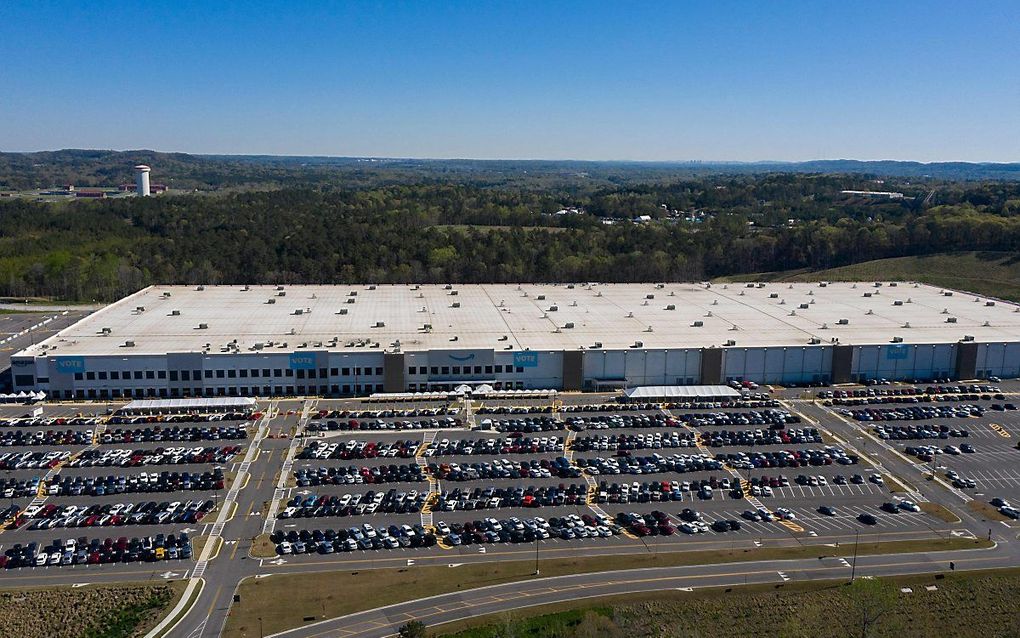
514,351,539,368
886,345,909,360
55,356,86,374
288,353,317,370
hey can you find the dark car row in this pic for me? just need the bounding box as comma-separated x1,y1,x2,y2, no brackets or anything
570,432,696,453
845,405,984,422
0,533,192,569
314,406,457,420
436,483,589,511
426,436,564,456
487,416,563,434
718,446,858,470
306,417,462,432
272,524,438,553
872,424,970,441
101,425,248,443
48,469,225,496
0,429,92,447
1,477,41,499
428,457,579,481
700,427,822,447
293,464,426,487
575,453,723,476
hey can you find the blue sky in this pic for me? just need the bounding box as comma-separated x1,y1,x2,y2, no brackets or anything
1,1,1018,161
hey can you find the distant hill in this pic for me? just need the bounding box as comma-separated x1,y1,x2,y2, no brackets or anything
1,149,1018,191
715,251,1020,302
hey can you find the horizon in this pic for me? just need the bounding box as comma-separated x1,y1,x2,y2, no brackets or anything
1,1,1018,162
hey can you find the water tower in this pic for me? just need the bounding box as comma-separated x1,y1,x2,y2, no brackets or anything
134,165,151,197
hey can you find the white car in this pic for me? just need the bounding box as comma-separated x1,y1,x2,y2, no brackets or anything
898,500,921,512
776,507,795,520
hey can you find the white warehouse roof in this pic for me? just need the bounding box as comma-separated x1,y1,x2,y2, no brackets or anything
16,282,1020,358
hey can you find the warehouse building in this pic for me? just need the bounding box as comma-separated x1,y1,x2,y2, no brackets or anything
10,282,1020,400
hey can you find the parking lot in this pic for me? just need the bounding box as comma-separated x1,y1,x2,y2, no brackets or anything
0,403,259,573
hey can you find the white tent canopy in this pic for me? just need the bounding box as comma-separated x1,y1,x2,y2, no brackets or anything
623,385,741,400
118,397,256,414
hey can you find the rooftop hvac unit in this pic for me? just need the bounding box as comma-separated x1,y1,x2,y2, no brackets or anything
498,335,508,341
411,284,420,290
422,324,433,331
451,302,461,308
135,306,145,312
666,304,676,310
646,294,655,299
564,322,575,329
893,300,903,306
874,282,882,287
445,284,453,290
336,308,348,315
655,283,664,289
724,339,736,346
691,320,704,327
170,309,181,316
196,285,204,291
983,320,991,327
986,301,996,306
267,298,276,304
866,309,874,315
197,323,208,330
962,335,975,342
943,291,953,296
449,290,458,296
278,291,286,297
243,285,250,291
100,327,112,335
567,284,575,289
593,341,603,348
903,322,911,328
277,285,284,291
288,328,296,335
161,291,171,298
863,292,873,297
345,298,355,304
631,340,643,348
571,300,578,306
549,305,558,311
808,337,821,344
368,285,376,290
891,336,904,343
450,335,458,341
819,282,828,287
837,318,849,325
645,325,653,332
293,308,304,315
889,282,898,287
757,283,765,288
799,303,809,309
769,293,779,299
745,283,754,288
375,321,385,328
123,340,135,347
946,317,957,323
537,294,546,300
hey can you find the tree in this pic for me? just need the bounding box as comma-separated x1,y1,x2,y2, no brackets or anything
841,578,901,638
397,620,428,638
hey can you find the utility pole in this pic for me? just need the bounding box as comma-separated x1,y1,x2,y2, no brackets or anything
533,534,540,575
850,528,860,583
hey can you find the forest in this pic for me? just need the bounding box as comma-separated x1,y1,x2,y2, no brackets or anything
2,170,1020,302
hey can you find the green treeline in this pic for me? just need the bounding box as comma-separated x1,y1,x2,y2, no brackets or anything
1,179,1019,302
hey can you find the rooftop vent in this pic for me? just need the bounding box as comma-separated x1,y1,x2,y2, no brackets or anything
276,285,284,291
567,284,575,289
449,290,458,296
135,306,145,312
808,337,821,344
983,320,991,327
691,320,704,327
866,309,874,315
799,303,809,309
444,284,453,290
368,285,376,290
903,322,911,328
100,327,112,335
889,282,898,287
422,324,433,332
170,309,181,316
646,294,655,299
266,298,276,304
946,317,957,323
336,308,348,315
863,292,873,298
962,335,975,342
549,305,558,312
242,285,250,291
986,301,996,307
278,291,286,297
891,336,904,343
724,339,736,346
161,291,171,298
123,340,135,347
498,335,508,341
374,321,385,328
537,294,546,300
563,322,575,329
655,283,664,289
631,340,644,348
196,323,208,330
293,308,304,315
593,341,603,348
665,304,676,310
196,285,205,291
450,335,458,342
451,302,461,308
837,318,849,325
893,300,904,306
345,298,355,304
943,291,953,296
769,293,779,299
819,282,828,287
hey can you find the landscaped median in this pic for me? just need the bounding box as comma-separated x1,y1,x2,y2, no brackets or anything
0,581,185,638
222,536,991,638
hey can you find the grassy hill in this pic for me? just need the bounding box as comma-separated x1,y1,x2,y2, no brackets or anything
715,251,1020,302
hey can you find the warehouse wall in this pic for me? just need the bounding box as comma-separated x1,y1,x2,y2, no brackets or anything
721,346,833,385
582,349,701,388
850,344,956,382
974,342,1020,378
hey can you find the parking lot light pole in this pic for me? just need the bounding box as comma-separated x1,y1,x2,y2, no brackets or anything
533,535,539,575
850,528,860,583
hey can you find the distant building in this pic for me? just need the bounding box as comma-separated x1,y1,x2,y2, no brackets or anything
840,190,905,199
74,190,106,199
